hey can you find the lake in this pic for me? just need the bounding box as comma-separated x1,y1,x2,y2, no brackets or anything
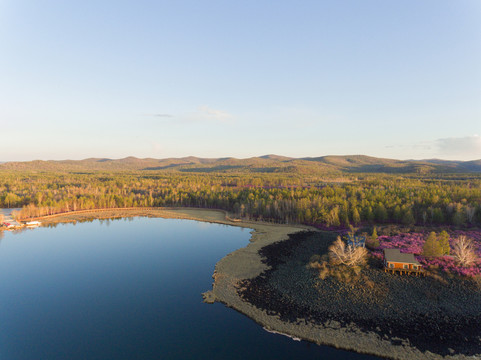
0,217,378,359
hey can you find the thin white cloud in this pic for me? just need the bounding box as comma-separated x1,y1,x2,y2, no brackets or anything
153,113,174,118
196,105,233,122
142,113,174,118
383,135,481,160
435,135,481,159
143,106,233,124
412,141,433,151
384,141,432,151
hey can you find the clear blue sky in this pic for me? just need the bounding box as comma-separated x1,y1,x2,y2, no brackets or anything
1,0,480,161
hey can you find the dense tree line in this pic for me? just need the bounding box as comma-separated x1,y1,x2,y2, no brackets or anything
1,171,481,228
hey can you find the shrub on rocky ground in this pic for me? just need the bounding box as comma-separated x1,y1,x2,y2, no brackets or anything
329,236,368,266
309,258,373,286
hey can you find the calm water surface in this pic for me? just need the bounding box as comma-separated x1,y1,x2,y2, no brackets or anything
0,218,378,359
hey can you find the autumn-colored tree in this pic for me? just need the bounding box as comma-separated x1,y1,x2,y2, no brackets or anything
4,193,20,208
327,207,340,227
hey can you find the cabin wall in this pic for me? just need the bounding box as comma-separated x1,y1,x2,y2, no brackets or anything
385,261,420,270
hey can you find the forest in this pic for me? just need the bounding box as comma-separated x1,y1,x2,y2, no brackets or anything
1,169,480,228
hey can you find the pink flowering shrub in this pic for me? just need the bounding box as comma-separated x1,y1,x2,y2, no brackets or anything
371,230,481,278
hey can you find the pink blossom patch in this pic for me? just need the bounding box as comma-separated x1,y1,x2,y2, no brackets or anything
371,230,481,278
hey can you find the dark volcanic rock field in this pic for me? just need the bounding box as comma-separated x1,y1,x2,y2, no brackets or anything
239,231,481,358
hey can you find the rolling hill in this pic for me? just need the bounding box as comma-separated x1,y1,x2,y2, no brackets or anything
1,155,480,174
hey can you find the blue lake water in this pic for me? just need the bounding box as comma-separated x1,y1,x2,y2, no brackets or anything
0,217,378,359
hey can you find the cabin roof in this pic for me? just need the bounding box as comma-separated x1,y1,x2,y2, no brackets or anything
383,248,420,265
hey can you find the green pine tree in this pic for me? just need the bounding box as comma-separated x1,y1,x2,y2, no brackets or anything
438,230,450,255
402,208,415,225
352,207,361,225
393,205,402,223
367,226,379,249
423,232,443,257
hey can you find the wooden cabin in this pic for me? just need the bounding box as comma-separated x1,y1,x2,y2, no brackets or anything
383,248,424,275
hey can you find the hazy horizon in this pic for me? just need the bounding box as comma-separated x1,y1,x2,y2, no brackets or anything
1,1,480,161
1,153,481,163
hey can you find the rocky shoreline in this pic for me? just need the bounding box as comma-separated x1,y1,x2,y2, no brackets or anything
234,231,481,359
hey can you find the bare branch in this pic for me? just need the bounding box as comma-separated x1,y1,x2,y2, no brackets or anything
452,235,477,267
329,236,368,267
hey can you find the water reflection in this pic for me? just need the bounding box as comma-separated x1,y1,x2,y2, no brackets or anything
0,217,379,360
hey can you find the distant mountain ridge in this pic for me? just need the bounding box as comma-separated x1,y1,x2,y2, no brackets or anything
1,155,481,174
